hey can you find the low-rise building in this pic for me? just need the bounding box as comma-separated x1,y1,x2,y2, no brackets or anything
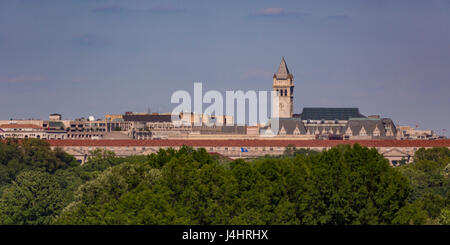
0,119,43,127
0,123,46,139
398,125,437,140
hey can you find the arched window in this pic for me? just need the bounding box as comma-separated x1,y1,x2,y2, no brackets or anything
285,89,288,96
280,90,283,96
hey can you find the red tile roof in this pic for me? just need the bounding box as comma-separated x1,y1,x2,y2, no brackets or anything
45,139,450,148
0,124,42,129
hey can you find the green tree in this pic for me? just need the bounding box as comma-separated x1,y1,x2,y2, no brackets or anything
284,144,319,157
82,149,120,172
298,144,411,224
55,161,161,224
420,193,446,220
0,170,65,224
53,145,418,225
0,139,78,188
414,147,450,163
439,208,450,225
392,201,428,225
157,147,236,225
397,147,449,218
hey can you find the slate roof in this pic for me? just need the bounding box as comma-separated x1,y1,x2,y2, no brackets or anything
274,57,291,80
123,114,172,123
343,119,386,136
381,118,398,135
220,126,247,134
194,126,247,135
300,108,366,121
278,118,307,134
305,125,345,135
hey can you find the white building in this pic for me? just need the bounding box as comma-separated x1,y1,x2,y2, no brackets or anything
0,124,46,139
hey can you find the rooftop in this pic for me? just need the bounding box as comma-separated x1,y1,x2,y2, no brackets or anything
0,124,41,129
274,57,292,80
48,121,65,128
45,139,450,148
123,114,172,123
300,107,366,121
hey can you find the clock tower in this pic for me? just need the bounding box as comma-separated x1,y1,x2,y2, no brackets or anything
273,57,294,118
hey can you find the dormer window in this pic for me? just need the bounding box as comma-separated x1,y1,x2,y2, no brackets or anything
345,127,352,136
314,128,320,135
359,126,367,136
293,126,301,135
373,125,381,136
279,126,286,135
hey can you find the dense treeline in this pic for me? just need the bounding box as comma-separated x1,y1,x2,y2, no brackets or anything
0,138,448,225
396,147,450,224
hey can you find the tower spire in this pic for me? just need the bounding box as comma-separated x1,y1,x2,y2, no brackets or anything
272,57,294,118
275,56,291,80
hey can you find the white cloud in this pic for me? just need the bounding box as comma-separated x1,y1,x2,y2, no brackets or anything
249,8,307,17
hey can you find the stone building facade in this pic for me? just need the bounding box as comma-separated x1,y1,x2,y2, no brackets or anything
48,139,450,166
0,124,46,139
273,57,294,118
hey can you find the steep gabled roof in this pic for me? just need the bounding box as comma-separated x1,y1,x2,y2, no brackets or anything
306,125,345,135
381,118,398,135
277,118,307,134
343,119,387,136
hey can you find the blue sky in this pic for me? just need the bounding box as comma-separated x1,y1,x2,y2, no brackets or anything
0,0,449,136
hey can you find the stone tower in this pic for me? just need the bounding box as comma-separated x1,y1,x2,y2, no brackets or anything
273,57,294,118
